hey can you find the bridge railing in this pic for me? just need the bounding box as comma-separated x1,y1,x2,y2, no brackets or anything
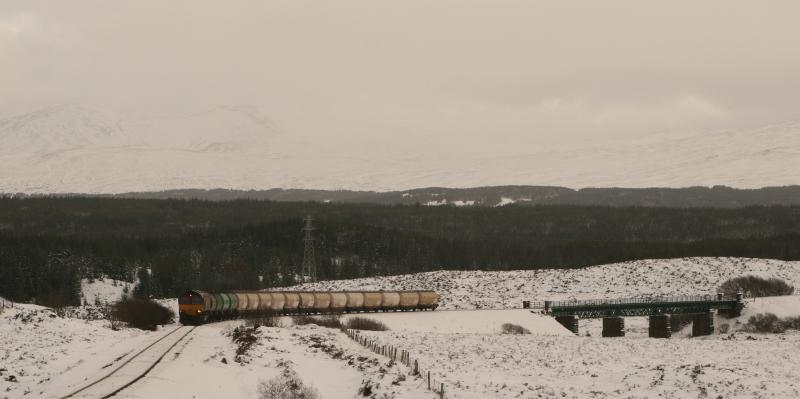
544,295,737,309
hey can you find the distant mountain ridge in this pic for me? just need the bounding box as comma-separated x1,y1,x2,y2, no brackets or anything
8,185,800,208
1,104,799,193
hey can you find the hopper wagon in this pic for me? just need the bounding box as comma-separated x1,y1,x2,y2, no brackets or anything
179,289,439,325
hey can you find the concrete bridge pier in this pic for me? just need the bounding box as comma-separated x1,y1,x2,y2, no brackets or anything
649,314,672,338
602,317,625,337
692,311,715,337
555,315,579,335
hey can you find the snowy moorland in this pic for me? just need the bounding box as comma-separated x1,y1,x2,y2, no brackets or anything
358,328,800,399
122,322,437,399
292,257,800,309
0,303,159,398
80,277,134,306
2,257,800,399
352,295,800,398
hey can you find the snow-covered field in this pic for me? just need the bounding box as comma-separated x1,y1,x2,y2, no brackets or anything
3,257,800,399
340,310,570,335
293,257,800,309
358,329,800,399
122,322,435,399
350,295,800,399
0,303,159,398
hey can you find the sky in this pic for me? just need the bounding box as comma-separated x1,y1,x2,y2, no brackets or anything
2,0,800,154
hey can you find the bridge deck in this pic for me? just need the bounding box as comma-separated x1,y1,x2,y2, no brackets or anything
534,295,743,318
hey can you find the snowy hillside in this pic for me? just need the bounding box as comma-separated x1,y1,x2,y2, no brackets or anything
3,257,800,399
359,328,800,399
80,277,133,306
333,258,800,399
292,257,800,309
0,303,160,398
1,105,800,193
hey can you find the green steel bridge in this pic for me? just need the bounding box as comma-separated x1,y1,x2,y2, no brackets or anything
528,294,744,319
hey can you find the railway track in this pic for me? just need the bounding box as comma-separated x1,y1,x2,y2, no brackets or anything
62,325,196,399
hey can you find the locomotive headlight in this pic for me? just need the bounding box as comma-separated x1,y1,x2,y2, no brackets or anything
197,310,201,313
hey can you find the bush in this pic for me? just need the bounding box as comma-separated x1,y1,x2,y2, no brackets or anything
719,276,794,297
258,372,320,399
501,323,531,335
246,314,282,328
741,313,800,333
229,325,260,364
292,315,343,329
784,316,800,330
111,298,173,331
343,317,389,331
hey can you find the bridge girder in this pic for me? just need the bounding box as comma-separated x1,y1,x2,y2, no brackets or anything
550,300,740,319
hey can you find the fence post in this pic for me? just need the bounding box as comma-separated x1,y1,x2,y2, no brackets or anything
427,371,431,389
413,359,419,375
440,383,444,399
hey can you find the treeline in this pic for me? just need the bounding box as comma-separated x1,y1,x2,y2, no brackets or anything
1,197,799,306
99,184,800,208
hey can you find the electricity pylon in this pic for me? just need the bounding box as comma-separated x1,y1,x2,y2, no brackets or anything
300,215,317,282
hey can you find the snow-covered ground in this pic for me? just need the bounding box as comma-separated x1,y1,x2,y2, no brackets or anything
80,277,133,306
0,303,159,398
347,296,800,399
358,329,800,399
3,257,800,399
340,310,570,336
121,322,435,399
293,257,800,309
296,257,800,398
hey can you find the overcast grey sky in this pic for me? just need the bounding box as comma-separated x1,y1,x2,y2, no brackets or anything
2,0,799,152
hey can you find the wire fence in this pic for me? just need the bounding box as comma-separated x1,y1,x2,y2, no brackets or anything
344,329,448,399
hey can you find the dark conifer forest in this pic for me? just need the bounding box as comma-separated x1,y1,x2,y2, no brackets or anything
1,197,799,306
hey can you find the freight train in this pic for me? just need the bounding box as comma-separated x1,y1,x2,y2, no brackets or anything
178,290,439,325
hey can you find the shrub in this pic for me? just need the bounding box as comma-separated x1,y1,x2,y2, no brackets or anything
343,317,389,331
718,276,794,297
501,323,531,335
292,315,343,329
111,298,173,331
257,372,320,399
229,325,260,364
246,314,282,328
743,314,800,333
743,313,785,333
784,316,800,330
358,380,374,396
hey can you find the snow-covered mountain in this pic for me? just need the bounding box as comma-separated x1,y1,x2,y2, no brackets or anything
1,105,799,193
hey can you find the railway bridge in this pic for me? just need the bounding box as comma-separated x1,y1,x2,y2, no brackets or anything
526,293,744,338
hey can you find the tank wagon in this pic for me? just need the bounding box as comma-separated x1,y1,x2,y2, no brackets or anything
179,290,439,324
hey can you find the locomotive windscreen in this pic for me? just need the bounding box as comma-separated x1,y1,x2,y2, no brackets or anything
179,292,203,304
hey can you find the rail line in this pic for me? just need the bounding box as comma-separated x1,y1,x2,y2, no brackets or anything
62,325,196,399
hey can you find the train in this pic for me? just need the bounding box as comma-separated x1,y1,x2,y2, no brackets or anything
178,289,439,325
